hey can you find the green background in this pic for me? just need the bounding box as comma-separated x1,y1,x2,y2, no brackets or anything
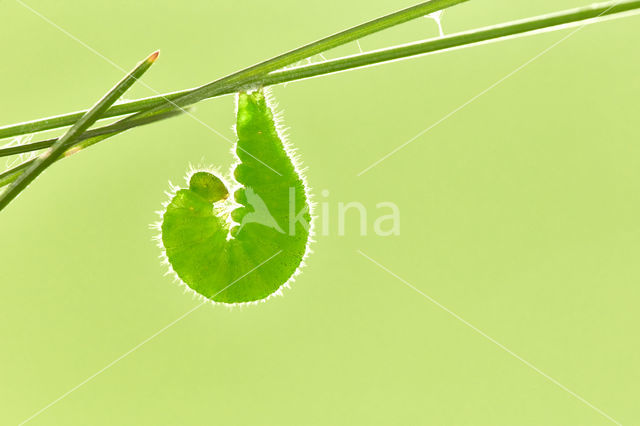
1,1,638,424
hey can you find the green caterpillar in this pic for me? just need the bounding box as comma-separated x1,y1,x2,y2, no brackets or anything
157,90,313,305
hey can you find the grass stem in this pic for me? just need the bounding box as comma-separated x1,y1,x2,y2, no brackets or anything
3,1,636,142
0,52,159,211
0,0,468,139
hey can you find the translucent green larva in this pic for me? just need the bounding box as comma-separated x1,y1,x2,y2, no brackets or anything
158,90,312,305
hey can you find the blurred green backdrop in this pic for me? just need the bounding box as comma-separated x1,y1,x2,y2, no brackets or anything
1,1,638,425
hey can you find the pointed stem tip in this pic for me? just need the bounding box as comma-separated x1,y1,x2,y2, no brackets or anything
147,50,160,63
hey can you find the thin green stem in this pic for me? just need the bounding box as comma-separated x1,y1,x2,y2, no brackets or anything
2,0,638,142
0,132,115,188
0,108,186,159
262,0,640,85
16,0,637,148
0,0,468,139
0,108,183,188
0,51,159,212
0,161,30,188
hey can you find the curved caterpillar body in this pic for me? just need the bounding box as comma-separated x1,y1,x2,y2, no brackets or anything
159,90,312,305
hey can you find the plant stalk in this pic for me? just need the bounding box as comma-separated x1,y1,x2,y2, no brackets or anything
0,108,187,159
0,109,184,188
0,0,468,139
261,0,640,86
3,0,637,143
0,52,159,211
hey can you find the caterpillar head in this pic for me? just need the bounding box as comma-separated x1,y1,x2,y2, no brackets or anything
189,171,229,203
